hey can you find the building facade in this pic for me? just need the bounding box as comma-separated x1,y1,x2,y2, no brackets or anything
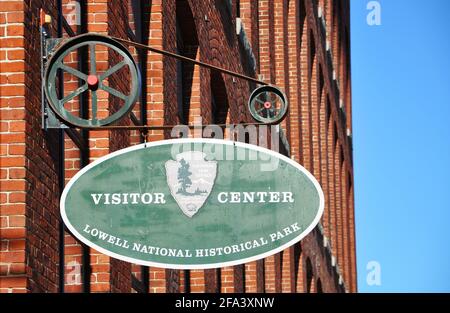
0,0,356,293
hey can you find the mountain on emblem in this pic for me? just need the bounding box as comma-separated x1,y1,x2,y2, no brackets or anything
165,151,217,218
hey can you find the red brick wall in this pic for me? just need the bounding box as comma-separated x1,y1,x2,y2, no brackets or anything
0,0,28,292
0,0,356,293
1,0,62,293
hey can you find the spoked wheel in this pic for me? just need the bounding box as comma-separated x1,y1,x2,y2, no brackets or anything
44,33,141,128
248,86,288,124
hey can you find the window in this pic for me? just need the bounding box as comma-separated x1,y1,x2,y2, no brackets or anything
176,0,199,124
211,72,229,125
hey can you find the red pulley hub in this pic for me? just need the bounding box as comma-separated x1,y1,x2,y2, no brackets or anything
87,75,99,90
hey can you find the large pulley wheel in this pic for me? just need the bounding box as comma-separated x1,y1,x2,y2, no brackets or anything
248,86,288,124
44,33,141,128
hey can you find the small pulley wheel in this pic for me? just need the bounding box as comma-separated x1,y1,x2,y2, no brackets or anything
248,86,288,124
44,33,141,128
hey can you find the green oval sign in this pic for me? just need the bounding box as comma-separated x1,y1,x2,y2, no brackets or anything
61,139,324,269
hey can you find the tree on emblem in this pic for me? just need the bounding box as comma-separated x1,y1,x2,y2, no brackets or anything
177,158,192,195
176,158,207,196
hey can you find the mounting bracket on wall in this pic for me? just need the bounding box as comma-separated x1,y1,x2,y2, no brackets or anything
41,32,289,130
40,11,66,130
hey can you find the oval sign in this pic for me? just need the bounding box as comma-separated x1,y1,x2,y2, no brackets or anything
61,139,324,269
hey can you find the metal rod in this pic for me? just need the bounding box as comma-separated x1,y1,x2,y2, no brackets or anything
77,122,270,131
130,111,143,126
111,36,269,86
61,14,76,37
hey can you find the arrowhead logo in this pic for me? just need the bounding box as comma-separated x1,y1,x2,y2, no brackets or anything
165,151,217,218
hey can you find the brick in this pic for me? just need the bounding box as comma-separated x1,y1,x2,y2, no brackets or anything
0,109,25,120
90,283,110,292
8,145,25,155
0,156,25,167
0,84,25,96
4,73,25,84
8,168,25,179
0,276,26,289
0,97,24,108
8,239,25,251
6,12,24,23
0,216,7,227
8,215,25,227
0,37,24,48
0,204,25,215
8,263,25,275
64,245,82,256
1,251,25,263
1,228,25,239
6,25,24,37
0,180,26,191
0,2,24,12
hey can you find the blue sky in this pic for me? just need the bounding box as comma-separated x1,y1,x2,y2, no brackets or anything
351,0,450,292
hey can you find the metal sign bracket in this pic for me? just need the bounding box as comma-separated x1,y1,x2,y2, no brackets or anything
41,23,67,130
